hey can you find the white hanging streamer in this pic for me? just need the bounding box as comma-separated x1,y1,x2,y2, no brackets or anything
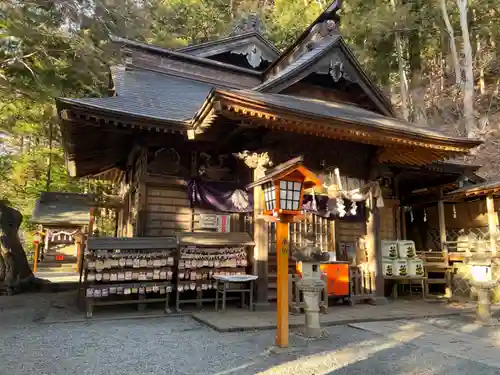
337,197,346,217
410,208,414,222
350,200,357,216
453,204,457,219
311,188,318,212
423,209,427,222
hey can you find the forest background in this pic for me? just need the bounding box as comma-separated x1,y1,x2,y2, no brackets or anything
1,0,499,247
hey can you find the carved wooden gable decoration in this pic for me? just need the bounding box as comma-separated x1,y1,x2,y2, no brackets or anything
256,1,394,116
257,35,394,116
177,31,280,71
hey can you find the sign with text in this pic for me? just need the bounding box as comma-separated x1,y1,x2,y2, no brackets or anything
199,214,218,230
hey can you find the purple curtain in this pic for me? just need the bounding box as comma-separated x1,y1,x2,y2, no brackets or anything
188,179,253,213
188,179,365,221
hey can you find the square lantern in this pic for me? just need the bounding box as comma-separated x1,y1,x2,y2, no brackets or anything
247,156,321,217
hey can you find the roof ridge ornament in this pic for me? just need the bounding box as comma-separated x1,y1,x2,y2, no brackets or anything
229,13,264,36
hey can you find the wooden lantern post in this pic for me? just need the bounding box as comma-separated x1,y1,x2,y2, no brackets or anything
32,232,41,273
247,156,321,348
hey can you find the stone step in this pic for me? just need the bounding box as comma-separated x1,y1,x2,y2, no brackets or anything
268,290,277,301
36,263,78,273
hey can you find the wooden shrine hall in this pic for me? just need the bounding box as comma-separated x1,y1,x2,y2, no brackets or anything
55,2,482,311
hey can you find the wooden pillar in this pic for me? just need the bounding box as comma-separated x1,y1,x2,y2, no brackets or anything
135,181,147,237
437,200,447,250
394,174,402,240
366,196,386,303
486,194,498,255
235,152,272,308
44,229,50,258
276,218,290,348
253,167,269,307
437,199,451,298
75,233,83,274
401,208,407,240
32,241,39,273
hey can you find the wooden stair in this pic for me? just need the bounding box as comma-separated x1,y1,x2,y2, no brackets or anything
417,250,451,297
36,251,78,274
268,253,296,301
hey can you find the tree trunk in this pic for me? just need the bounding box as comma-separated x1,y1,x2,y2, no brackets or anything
0,202,35,294
390,0,410,120
440,0,461,85
408,0,427,125
457,0,476,137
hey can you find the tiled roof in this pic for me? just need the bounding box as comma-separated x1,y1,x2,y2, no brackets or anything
447,180,500,197
31,193,92,226
59,70,215,123
177,30,280,57
218,89,480,144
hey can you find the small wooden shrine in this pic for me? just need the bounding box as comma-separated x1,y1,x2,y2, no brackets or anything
31,192,93,273
55,2,482,311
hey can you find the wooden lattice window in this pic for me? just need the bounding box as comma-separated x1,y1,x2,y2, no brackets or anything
266,214,335,255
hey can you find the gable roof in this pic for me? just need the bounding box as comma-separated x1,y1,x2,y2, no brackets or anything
198,89,479,146
258,0,394,116
264,0,342,75
110,35,261,77
255,35,339,91
192,88,481,165
257,35,394,116
176,31,280,62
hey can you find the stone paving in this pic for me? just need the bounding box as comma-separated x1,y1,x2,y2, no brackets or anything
350,315,500,371
192,300,484,332
2,314,500,375
2,292,500,374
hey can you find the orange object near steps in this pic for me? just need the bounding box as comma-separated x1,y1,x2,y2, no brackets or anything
296,262,350,297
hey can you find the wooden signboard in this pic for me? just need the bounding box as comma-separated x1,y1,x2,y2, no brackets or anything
199,214,218,230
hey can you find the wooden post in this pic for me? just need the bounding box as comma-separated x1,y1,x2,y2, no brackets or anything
253,167,269,306
276,218,290,348
394,174,402,240
366,194,386,303
401,208,407,240
437,199,451,298
88,207,96,237
32,241,39,273
75,233,83,274
437,200,447,250
486,194,497,255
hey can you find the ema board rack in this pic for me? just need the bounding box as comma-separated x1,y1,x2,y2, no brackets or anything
83,237,177,318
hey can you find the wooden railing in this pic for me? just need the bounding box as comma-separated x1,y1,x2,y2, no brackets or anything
349,266,375,304
443,240,494,253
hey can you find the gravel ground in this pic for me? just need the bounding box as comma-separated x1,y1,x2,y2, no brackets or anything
1,314,500,375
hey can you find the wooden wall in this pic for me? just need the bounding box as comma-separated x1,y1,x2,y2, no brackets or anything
145,184,192,236
425,199,500,230
380,199,398,241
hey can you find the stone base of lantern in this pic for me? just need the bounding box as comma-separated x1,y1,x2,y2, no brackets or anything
473,281,498,325
297,282,324,338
